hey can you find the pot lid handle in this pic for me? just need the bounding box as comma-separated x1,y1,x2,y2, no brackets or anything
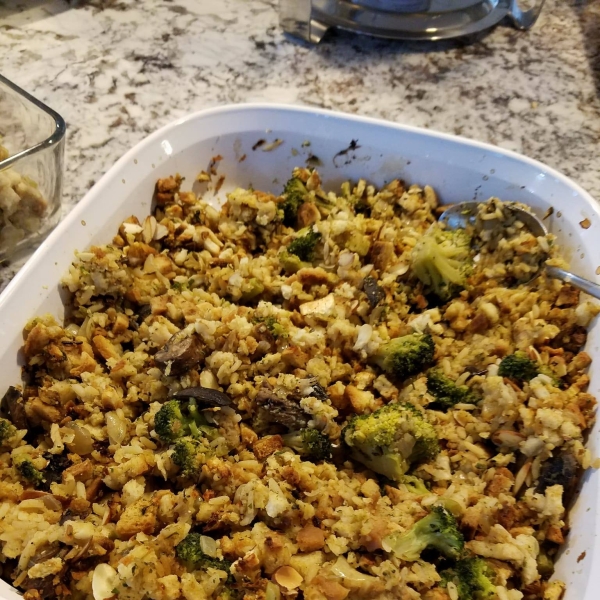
509,0,546,30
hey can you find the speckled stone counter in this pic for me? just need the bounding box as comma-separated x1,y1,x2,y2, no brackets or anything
0,0,599,287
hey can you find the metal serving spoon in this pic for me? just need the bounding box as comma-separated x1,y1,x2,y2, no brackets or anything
439,201,600,301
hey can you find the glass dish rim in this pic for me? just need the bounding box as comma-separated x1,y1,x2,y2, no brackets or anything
0,72,66,171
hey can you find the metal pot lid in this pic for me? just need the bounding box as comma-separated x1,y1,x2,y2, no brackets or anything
280,0,545,43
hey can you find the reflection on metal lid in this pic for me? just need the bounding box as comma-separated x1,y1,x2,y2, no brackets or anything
279,0,545,42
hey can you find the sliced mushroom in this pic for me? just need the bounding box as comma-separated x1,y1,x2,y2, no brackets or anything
362,276,385,308
536,450,579,497
21,575,57,599
40,453,72,492
307,378,328,402
255,387,309,430
1,386,28,430
173,387,232,408
154,331,205,376
28,542,61,568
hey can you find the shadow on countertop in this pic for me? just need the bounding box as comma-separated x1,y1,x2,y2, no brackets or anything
285,22,497,58
0,0,71,23
572,0,600,100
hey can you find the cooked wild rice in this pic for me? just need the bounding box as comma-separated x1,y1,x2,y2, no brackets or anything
0,167,597,600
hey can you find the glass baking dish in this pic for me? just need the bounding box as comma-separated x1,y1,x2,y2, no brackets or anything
0,73,65,260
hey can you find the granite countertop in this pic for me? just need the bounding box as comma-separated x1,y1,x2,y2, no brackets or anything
0,0,599,288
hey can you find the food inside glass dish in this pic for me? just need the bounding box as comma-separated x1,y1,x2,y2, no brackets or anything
0,143,49,250
0,167,596,600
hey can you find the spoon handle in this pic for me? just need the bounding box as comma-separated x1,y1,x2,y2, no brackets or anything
545,265,600,301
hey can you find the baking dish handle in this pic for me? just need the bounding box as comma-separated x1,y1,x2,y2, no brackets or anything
509,0,546,30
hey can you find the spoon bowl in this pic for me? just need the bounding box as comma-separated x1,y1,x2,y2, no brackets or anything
439,201,548,237
438,201,600,300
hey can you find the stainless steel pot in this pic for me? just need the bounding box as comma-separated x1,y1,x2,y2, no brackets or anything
279,0,545,42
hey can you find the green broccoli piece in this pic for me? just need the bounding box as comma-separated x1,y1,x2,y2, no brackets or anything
154,399,215,443
539,365,562,389
427,369,477,410
0,418,17,444
498,352,562,387
240,278,265,302
281,177,309,227
279,250,309,274
537,551,555,579
288,228,322,262
342,402,439,481
254,316,287,339
172,436,213,477
343,231,371,256
397,474,430,495
382,506,464,561
411,224,472,301
282,428,332,462
371,333,435,380
498,352,539,383
441,557,497,600
176,532,233,580
14,457,45,488
217,589,242,600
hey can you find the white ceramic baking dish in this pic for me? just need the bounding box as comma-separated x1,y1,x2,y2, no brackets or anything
0,104,598,600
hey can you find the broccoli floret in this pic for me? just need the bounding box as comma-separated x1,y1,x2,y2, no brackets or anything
382,506,464,561
343,231,371,256
537,551,555,579
282,177,309,227
411,224,472,301
397,474,430,495
342,402,439,481
282,428,332,462
498,352,562,387
0,418,16,444
172,436,213,477
176,532,233,580
217,589,242,600
240,278,265,302
371,333,435,380
279,250,310,274
254,316,287,339
427,369,477,410
440,569,472,600
441,557,496,600
14,457,45,488
498,352,539,383
154,399,214,443
288,227,322,262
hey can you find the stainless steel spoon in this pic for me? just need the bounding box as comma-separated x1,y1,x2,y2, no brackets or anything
439,201,600,301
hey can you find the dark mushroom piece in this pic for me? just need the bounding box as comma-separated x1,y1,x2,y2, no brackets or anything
173,387,232,408
255,387,310,430
21,543,64,599
21,574,57,599
362,276,385,308
536,450,579,499
154,331,205,376
40,453,72,492
1,386,28,430
28,542,61,567
305,378,328,402
131,304,153,330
